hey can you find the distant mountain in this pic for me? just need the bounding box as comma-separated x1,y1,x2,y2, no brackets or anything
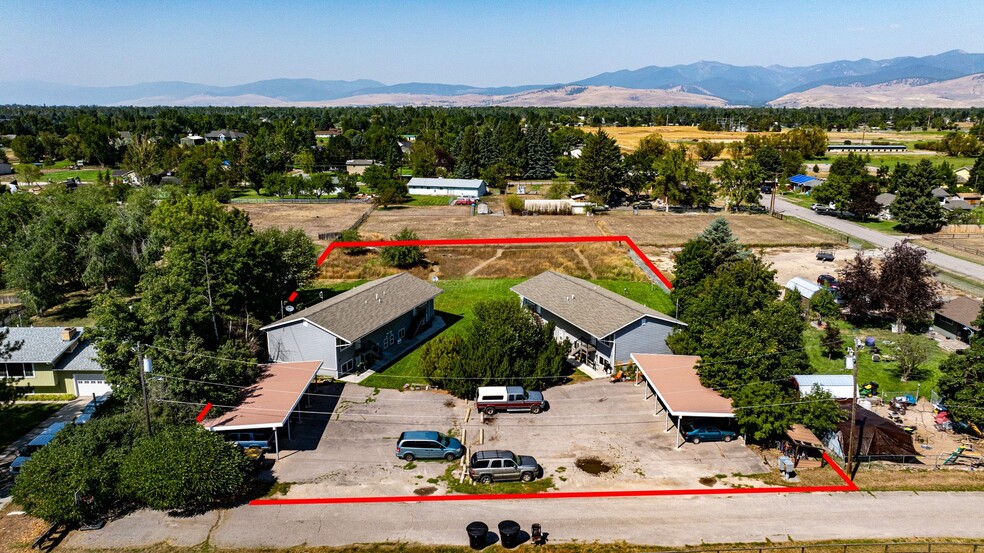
1,51,982,107
769,73,984,108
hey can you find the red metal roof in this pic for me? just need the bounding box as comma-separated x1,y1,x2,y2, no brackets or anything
631,353,733,418
201,361,322,431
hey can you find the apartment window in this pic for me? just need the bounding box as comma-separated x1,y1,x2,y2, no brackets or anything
340,360,353,374
2,363,34,378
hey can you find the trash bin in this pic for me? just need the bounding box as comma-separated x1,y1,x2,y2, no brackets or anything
466,521,489,550
498,520,521,549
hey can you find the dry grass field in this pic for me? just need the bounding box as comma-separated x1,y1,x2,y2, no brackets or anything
362,207,837,247
236,203,373,244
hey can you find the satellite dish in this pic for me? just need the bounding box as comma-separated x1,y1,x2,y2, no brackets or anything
285,305,295,313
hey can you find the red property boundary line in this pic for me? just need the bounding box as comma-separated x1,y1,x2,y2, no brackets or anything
250,452,857,506
284,235,674,304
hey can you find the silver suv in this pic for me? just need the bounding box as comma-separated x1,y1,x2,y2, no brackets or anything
468,450,541,483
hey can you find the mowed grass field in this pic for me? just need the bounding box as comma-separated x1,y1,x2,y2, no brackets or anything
356,276,673,389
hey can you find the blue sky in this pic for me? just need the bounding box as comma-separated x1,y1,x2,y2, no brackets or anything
5,0,981,87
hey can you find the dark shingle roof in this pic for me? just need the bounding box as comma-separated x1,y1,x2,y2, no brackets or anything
510,271,683,339
55,340,102,372
936,296,982,330
1,327,83,364
943,198,973,211
876,193,896,207
260,273,442,342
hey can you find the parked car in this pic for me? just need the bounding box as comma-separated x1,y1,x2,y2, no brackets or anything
453,197,476,205
817,274,839,289
468,450,541,483
396,430,464,461
681,424,736,444
633,201,653,209
811,202,835,212
10,422,69,476
816,250,835,262
760,185,773,194
476,386,546,415
220,430,273,451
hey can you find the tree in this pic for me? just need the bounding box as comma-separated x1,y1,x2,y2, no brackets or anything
481,161,513,194
122,135,160,185
14,163,42,184
891,160,947,232
731,381,792,441
421,298,569,398
652,145,691,210
10,135,44,163
688,170,717,209
698,217,745,267
820,324,844,359
0,328,25,407
968,155,984,194
524,122,555,179
575,129,625,205
695,141,725,161
380,227,423,268
713,158,763,211
120,425,252,512
879,242,942,332
892,334,932,382
810,288,841,321
453,125,479,178
838,252,881,319
940,132,981,157
796,384,845,435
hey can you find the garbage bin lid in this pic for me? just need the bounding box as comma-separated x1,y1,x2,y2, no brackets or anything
498,520,521,532
467,521,488,535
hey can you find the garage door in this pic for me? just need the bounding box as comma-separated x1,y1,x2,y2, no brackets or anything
75,376,111,397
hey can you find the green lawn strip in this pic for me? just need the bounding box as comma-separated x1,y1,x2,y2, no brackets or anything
859,155,976,171
805,322,947,400
0,403,64,450
406,195,454,206
853,219,903,235
37,169,104,182
30,291,96,327
357,277,672,389
439,464,557,495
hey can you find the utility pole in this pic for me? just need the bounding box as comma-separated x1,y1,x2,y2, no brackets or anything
137,343,153,436
845,356,860,477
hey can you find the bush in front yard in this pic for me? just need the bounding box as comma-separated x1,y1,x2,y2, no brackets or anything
120,425,252,512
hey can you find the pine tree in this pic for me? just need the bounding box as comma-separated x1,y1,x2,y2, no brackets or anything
698,218,746,267
891,160,947,232
969,155,984,194
523,123,555,179
478,126,500,169
453,126,479,179
575,129,625,205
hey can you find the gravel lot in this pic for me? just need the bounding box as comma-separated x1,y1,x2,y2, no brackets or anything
268,379,769,500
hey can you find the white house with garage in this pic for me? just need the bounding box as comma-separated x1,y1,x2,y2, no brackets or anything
407,177,487,198
0,327,109,397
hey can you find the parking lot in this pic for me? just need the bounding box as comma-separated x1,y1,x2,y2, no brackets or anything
269,379,771,499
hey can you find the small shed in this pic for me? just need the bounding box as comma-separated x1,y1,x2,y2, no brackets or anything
785,277,821,300
792,374,857,400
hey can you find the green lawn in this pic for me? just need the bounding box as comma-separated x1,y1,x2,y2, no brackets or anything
861,155,977,171
805,322,949,400
354,277,673,389
406,195,454,206
38,169,104,183
0,403,64,450
854,219,903,235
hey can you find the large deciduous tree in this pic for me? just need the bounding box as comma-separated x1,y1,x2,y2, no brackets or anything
837,252,881,319
714,158,763,211
878,242,942,332
380,227,423,268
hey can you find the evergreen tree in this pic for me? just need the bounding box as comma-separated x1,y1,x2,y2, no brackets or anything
575,129,625,205
891,160,947,232
821,324,844,359
523,122,555,179
452,126,479,178
477,126,501,169
698,217,746,267
968,155,984,194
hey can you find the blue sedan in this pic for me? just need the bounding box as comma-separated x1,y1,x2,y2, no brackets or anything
682,424,736,444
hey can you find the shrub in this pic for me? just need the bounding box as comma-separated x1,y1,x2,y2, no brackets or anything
505,195,525,214
120,425,252,512
379,227,423,268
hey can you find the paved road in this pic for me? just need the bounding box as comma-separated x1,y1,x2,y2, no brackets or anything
63,491,984,549
765,196,984,283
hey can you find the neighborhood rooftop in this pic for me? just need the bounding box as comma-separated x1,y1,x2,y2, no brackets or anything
936,296,983,329
407,177,486,190
201,361,322,431
260,272,443,343
510,271,683,339
631,354,733,418
0,327,84,364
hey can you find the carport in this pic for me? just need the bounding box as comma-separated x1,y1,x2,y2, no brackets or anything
201,360,322,460
631,353,734,448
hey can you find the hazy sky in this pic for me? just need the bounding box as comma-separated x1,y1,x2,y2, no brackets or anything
5,0,981,87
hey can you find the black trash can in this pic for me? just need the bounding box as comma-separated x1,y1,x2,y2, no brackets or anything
466,521,489,550
498,519,521,549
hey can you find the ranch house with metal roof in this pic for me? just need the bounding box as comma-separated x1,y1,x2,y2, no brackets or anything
510,271,685,372
407,177,487,198
260,273,443,379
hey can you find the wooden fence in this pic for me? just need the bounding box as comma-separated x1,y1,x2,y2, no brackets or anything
924,234,984,257
231,197,369,205
317,205,375,241
940,224,984,234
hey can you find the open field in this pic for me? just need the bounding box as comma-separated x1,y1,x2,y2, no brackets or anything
360,207,839,247
236,202,373,244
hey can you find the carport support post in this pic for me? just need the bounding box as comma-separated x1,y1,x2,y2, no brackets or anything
275,428,280,461
675,415,682,449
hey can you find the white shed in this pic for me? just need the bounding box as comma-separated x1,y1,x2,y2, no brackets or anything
792,374,857,400
407,177,487,198
786,277,820,299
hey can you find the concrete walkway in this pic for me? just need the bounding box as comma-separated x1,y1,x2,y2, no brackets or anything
766,196,984,284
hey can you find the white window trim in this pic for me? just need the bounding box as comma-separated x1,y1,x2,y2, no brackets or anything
1,363,35,379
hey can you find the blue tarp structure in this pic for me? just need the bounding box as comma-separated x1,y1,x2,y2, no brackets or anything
788,174,818,185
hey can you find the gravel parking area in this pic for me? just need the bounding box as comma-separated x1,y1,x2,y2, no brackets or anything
268,379,770,499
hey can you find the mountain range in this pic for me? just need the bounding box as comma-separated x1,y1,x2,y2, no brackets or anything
2,50,983,108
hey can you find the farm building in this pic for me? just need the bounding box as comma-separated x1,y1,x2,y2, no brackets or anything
346,159,378,175
523,199,594,214
0,327,107,397
933,296,982,343
407,177,487,198
261,273,443,379
827,144,906,153
511,271,685,372
791,374,856,400
631,353,734,449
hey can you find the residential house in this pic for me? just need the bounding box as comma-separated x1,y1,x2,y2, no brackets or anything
115,131,134,147
788,174,820,192
407,177,487,198
180,134,205,147
314,129,342,140
791,374,856,400
204,129,247,143
111,169,139,186
511,271,686,371
0,327,109,397
345,159,378,175
957,192,981,207
875,193,896,220
955,166,972,184
934,296,982,343
942,197,973,212
261,273,443,379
